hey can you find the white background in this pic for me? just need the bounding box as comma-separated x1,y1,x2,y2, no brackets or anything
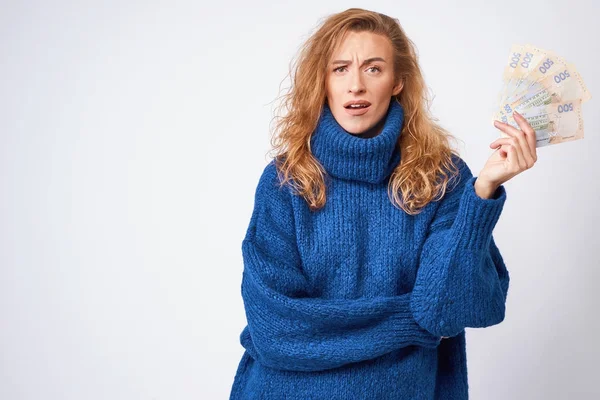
1,1,598,399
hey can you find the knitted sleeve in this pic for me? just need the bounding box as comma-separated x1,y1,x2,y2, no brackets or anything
409,156,510,338
238,162,441,372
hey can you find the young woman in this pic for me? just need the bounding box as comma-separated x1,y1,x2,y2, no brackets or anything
229,8,537,400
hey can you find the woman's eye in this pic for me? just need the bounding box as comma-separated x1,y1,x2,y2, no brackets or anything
333,66,381,73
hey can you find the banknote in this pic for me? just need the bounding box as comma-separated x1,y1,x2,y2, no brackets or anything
508,63,590,111
496,44,550,108
497,99,584,148
495,44,525,109
494,62,591,122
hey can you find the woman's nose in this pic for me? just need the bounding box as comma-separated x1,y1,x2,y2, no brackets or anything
349,71,366,93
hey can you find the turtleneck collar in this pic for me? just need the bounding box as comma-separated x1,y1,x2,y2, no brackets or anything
309,99,404,184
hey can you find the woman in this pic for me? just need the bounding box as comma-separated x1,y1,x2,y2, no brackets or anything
229,8,537,400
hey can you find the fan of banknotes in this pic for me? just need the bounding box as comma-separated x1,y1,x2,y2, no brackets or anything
492,44,592,148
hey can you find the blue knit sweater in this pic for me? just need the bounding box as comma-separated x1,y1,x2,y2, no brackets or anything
229,99,509,399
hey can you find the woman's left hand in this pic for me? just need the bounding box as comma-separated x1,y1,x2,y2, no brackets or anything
477,110,538,193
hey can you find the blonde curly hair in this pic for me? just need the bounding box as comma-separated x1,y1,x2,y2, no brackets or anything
267,8,463,215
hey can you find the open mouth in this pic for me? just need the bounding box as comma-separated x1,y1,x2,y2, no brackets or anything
344,104,371,115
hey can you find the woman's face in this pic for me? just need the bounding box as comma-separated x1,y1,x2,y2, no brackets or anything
326,31,403,137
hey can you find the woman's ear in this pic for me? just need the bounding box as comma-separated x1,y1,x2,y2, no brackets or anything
392,80,404,96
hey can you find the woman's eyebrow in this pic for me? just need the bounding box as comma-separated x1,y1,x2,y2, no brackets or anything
331,57,387,66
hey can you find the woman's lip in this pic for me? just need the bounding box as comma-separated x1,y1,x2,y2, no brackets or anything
344,105,370,116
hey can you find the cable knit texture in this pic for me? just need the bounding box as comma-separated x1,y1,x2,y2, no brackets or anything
229,99,509,399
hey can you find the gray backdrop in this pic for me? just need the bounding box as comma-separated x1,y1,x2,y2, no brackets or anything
1,0,598,399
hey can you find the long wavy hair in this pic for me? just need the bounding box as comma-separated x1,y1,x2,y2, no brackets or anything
267,8,463,215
